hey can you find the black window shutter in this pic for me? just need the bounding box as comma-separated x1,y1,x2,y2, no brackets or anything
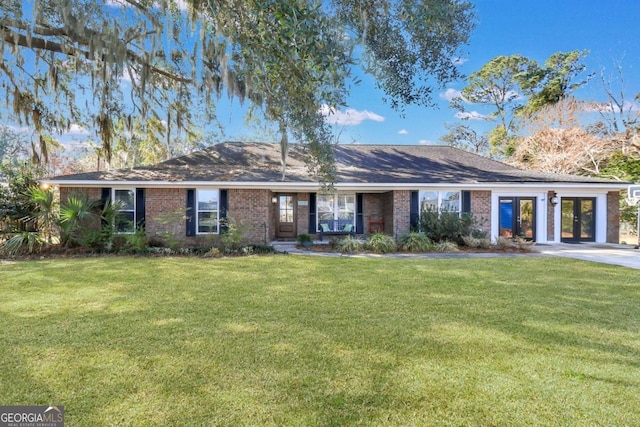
186,189,196,237
410,191,419,231
356,193,364,234
308,193,316,234
136,188,145,230
101,188,111,206
461,190,471,213
220,189,228,233
101,188,112,227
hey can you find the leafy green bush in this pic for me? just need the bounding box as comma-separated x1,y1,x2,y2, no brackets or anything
332,235,365,254
112,229,149,254
419,206,481,244
0,163,44,232
365,233,397,254
398,232,432,252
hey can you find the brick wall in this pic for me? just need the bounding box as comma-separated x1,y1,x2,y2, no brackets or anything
383,191,394,235
607,191,620,243
146,188,186,238
392,190,411,238
296,193,310,237
228,189,271,244
59,186,101,205
470,190,492,235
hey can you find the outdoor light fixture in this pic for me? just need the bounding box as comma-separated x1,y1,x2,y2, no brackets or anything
271,196,278,204
549,192,559,206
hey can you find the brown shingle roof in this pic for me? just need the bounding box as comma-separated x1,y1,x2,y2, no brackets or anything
46,142,623,185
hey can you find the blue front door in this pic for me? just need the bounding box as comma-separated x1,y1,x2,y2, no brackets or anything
499,197,536,241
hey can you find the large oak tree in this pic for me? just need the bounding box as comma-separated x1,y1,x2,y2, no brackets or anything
0,0,475,179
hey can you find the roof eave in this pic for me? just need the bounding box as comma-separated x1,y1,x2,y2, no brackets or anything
41,179,630,191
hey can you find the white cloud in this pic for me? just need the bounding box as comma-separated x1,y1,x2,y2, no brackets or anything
120,68,139,85
398,129,409,135
418,139,434,145
319,105,384,126
504,90,524,101
455,111,489,121
452,57,469,66
440,88,464,102
65,124,91,135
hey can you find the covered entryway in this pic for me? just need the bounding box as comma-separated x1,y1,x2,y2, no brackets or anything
561,197,595,242
499,197,536,240
275,194,296,239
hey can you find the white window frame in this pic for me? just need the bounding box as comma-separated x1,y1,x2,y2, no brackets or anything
196,189,220,235
112,188,136,234
419,190,461,215
316,193,356,232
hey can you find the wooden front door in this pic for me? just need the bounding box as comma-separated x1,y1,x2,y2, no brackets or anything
275,194,296,239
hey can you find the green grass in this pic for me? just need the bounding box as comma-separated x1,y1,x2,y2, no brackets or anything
0,255,639,426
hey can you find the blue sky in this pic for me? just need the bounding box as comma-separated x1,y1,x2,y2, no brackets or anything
225,0,639,147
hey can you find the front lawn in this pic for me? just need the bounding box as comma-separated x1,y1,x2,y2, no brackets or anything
0,256,638,426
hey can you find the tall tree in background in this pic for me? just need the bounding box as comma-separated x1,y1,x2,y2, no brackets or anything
439,122,490,155
450,54,537,156
0,0,476,179
522,50,593,116
591,61,640,155
450,50,590,156
0,125,29,165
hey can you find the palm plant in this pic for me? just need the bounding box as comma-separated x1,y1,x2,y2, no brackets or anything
59,194,121,250
59,194,101,247
25,186,58,244
1,232,45,256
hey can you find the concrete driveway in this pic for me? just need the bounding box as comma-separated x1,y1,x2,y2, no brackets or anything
536,243,640,270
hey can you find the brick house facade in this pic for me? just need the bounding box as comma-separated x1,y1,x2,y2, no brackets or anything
46,142,628,245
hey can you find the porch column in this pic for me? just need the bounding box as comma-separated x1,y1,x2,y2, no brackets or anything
392,190,411,239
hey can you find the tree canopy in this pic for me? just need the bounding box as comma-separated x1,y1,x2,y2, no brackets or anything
0,0,476,179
